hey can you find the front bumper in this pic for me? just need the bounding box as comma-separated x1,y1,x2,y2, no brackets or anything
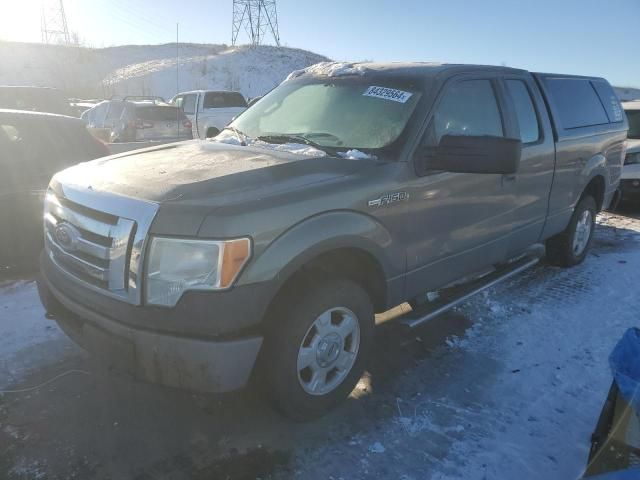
38,257,263,393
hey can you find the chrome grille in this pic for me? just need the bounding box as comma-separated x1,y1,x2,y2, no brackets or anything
44,185,158,305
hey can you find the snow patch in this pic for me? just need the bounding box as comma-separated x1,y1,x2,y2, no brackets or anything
368,441,386,453
337,149,377,160
252,140,327,157
286,61,367,81
210,130,327,157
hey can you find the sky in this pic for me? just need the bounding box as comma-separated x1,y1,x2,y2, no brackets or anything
2,0,638,87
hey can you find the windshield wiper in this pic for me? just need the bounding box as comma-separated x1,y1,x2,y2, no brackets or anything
256,134,323,150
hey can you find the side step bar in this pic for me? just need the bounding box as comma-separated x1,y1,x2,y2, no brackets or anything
400,255,540,329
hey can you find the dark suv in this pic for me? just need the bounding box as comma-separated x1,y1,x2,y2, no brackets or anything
0,109,109,271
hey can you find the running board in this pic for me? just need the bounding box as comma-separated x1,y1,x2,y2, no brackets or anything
400,256,540,329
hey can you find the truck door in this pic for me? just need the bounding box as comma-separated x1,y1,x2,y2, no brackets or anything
404,77,517,299
499,76,556,255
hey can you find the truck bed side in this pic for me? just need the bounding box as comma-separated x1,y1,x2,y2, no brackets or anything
533,73,628,239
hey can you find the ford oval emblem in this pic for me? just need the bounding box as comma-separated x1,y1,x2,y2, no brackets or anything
54,223,81,251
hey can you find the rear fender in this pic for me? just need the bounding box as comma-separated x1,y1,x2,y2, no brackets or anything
581,154,608,192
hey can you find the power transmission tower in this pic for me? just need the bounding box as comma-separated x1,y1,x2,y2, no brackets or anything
41,0,72,45
232,0,280,47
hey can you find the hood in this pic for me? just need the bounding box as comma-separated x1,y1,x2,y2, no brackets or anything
52,140,369,205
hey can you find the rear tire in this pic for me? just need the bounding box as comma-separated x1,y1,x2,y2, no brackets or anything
205,127,220,138
263,277,374,421
546,195,597,267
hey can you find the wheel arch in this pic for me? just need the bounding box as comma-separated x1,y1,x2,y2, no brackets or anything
582,173,606,211
239,211,398,317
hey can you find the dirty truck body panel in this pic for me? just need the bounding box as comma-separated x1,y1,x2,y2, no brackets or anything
38,63,627,395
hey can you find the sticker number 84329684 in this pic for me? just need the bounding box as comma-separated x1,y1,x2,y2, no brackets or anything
363,86,413,103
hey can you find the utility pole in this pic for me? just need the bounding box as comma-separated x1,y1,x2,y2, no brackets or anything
232,0,280,47
41,0,72,45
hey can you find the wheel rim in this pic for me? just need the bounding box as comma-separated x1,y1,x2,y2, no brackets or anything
296,307,360,396
572,209,593,256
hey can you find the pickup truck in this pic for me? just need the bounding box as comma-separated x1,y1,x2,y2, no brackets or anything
171,90,247,139
37,62,627,420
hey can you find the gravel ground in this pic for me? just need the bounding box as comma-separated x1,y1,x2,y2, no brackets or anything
1,210,639,479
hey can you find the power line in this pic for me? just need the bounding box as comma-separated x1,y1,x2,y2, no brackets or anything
232,0,280,47
41,0,72,45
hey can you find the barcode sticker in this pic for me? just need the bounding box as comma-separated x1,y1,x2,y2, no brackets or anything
363,86,413,103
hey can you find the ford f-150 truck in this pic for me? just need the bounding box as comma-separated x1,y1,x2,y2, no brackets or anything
171,90,247,139
37,62,628,420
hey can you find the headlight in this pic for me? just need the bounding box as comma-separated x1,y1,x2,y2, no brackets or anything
145,237,251,307
625,152,640,165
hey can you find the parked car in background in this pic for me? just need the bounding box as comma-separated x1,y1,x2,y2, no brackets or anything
81,96,193,143
619,101,640,203
171,90,247,139
38,64,626,419
0,86,72,116
0,109,110,271
69,98,102,118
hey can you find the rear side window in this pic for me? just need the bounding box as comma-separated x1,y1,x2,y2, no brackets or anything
545,78,609,129
592,81,624,123
506,80,540,144
203,92,247,109
136,106,185,122
429,79,503,144
105,102,125,123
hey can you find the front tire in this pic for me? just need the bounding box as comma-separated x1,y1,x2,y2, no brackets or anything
263,278,374,421
546,195,597,267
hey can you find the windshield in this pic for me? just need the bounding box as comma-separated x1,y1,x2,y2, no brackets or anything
230,79,422,150
627,110,640,139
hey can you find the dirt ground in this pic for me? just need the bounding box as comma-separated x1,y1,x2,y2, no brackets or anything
1,209,640,479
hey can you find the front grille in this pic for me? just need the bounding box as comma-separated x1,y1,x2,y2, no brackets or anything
43,186,158,305
45,192,135,294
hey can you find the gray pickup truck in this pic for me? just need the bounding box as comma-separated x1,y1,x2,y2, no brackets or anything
37,62,627,420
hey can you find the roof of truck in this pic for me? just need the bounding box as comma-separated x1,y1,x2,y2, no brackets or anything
285,61,529,82
285,62,617,86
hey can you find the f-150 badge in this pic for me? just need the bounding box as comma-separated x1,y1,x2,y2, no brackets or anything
368,191,409,208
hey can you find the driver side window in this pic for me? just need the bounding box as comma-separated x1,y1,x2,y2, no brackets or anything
425,79,504,147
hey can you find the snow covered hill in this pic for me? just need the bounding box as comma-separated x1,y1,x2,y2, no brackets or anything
615,86,640,102
0,41,329,100
1,40,637,102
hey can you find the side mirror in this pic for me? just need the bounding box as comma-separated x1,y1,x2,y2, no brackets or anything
419,135,522,175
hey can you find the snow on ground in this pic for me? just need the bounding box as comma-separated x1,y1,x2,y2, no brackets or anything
1,212,639,479
275,213,640,479
0,280,78,390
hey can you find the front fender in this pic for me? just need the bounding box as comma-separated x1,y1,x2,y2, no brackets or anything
237,210,399,288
